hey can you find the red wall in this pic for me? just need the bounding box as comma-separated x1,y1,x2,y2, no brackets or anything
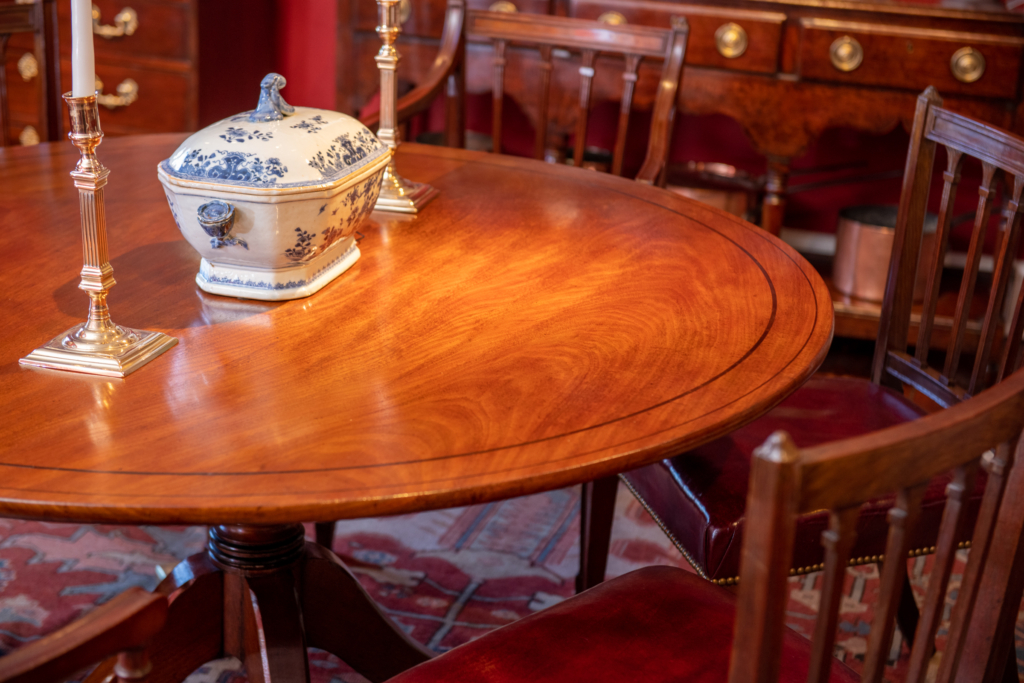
275,0,338,110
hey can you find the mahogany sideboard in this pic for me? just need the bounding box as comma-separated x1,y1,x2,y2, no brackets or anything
336,0,1024,234
2,0,274,145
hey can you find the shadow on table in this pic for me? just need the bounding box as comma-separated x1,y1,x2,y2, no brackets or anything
52,241,282,330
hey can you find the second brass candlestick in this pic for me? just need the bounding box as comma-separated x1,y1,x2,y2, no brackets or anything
373,0,439,214
20,94,176,377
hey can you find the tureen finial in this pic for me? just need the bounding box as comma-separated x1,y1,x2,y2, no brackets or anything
249,73,295,123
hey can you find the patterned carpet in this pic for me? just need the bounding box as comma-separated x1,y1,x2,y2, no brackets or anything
0,482,1019,682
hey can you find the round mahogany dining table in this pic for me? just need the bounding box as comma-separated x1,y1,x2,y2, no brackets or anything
0,134,833,683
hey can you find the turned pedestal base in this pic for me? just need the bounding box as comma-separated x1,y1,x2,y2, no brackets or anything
85,524,432,683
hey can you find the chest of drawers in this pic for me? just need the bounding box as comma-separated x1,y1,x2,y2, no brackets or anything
3,0,274,145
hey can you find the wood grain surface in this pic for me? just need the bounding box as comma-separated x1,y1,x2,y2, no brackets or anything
0,134,832,525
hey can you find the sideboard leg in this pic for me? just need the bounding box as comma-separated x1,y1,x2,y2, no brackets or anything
762,155,790,237
303,541,434,681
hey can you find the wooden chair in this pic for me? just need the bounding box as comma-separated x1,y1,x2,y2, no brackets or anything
466,9,688,182
578,86,1024,607
0,0,61,146
382,364,1024,683
0,587,167,683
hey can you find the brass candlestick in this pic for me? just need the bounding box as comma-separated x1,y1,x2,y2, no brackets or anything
20,94,176,377
373,0,438,214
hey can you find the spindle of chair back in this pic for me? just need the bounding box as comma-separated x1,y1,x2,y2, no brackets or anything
729,366,1024,683
465,10,688,182
873,87,1024,404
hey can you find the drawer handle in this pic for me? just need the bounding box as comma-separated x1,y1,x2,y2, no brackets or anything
489,1,518,12
92,5,138,39
830,35,863,72
399,0,412,24
715,22,748,59
598,11,627,25
951,46,985,84
19,125,40,147
17,52,37,81
95,77,139,109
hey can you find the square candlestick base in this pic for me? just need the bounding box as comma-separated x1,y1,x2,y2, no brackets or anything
374,172,439,215
20,325,178,378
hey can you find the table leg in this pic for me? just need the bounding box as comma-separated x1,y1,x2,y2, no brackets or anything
303,541,434,681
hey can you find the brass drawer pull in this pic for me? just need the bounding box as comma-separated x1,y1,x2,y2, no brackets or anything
92,5,138,39
715,22,748,59
17,52,37,81
489,0,518,12
598,11,627,25
830,35,863,72
18,125,39,147
399,0,412,24
95,77,139,109
950,46,985,83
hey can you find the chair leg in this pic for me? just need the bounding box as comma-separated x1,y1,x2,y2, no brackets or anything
1002,636,1020,683
315,521,335,550
896,571,921,647
576,475,618,593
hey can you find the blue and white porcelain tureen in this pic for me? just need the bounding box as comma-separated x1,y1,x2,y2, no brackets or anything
158,73,390,301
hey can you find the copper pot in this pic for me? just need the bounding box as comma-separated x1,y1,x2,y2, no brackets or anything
833,205,938,302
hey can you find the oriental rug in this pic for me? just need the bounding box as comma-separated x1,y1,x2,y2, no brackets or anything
0,483,1018,682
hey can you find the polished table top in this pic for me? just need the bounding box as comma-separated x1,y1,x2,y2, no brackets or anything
0,134,833,526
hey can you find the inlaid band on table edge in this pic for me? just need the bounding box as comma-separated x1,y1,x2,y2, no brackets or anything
0,148,832,521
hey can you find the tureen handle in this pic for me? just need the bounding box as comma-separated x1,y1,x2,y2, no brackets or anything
249,73,295,123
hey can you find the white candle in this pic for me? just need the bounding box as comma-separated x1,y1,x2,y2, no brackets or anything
70,0,95,97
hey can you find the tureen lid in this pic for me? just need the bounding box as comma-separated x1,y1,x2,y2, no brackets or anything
160,74,388,190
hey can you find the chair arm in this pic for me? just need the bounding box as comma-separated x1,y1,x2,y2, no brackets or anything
360,0,465,134
0,587,168,683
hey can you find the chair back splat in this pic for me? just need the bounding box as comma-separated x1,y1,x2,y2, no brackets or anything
730,368,1024,683
465,10,688,182
873,87,1024,402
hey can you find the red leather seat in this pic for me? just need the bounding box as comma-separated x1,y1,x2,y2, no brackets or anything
621,376,980,583
386,565,858,683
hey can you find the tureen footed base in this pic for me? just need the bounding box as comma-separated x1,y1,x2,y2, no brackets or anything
196,236,360,301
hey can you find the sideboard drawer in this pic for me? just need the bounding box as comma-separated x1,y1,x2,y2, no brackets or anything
569,0,785,74
7,59,191,135
798,19,1024,100
53,0,193,62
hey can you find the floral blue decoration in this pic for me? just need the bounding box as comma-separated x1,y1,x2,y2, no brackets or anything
171,149,289,187
285,227,317,262
219,127,274,143
308,131,385,180
290,114,328,134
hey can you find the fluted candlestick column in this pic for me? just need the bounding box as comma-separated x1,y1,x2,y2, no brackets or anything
373,0,439,214
20,95,176,377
